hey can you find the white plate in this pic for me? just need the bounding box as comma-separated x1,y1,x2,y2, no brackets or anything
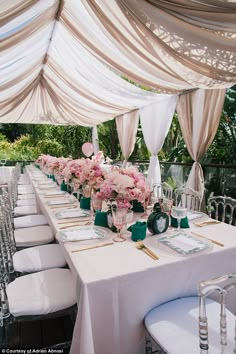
55,209,90,219
59,227,109,243
187,211,207,221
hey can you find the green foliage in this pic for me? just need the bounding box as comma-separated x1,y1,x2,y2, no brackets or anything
204,117,236,164
36,139,63,157
165,177,177,191
97,120,121,159
0,135,38,161
0,133,7,141
223,84,236,122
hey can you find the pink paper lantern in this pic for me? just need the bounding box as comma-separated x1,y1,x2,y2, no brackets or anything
82,142,94,157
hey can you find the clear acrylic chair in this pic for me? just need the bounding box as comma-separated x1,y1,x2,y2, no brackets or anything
174,187,202,211
207,196,236,226
161,182,173,200
0,268,77,349
0,193,63,277
144,273,236,354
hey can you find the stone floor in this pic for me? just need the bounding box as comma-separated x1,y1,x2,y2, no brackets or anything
0,315,74,352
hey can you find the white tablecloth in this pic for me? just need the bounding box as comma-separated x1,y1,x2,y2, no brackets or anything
0,166,14,184
26,166,236,354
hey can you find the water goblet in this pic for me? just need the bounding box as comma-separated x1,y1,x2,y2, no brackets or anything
91,192,103,222
171,206,187,230
112,207,127,242
82,184,92,198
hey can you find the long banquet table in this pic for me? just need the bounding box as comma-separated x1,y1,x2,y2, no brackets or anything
26,166,236,354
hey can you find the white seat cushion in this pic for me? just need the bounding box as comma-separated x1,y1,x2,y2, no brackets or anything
14,225,54,247
13,244,66,273
18,187,34,195
145,297,235,354
18,194,35,200
7,268,77,317
14,214,48,229
18,180,30,185
16,199,36,206
14,206,38,216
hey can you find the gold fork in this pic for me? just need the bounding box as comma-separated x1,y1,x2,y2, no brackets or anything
136,241,159,260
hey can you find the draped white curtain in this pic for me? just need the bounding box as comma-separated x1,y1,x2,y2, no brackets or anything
92,126,99,155
177,89,226,196
115,110,139,167
140,96,177,188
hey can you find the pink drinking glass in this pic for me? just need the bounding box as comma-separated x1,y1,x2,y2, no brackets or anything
112,208,127,242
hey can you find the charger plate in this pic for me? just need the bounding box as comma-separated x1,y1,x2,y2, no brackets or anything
157,232,212,256
47,198,76,206
43,191,66,196
59,227,107,242
37,184,56,189
55,209,90,219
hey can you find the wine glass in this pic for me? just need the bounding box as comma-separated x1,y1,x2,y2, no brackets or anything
171,206,187,230
141,192,151,218
0,159,6,167
112,207,127,242
82,184,92,198
162,198,173,229
91,192,103,222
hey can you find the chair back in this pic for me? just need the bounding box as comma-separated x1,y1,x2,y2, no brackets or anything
174,187,202,211
207,196,236,226
161,182,173,200
198,273,236,353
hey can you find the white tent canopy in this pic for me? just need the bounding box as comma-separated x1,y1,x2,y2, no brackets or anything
1,0,236,126
1,0,236,191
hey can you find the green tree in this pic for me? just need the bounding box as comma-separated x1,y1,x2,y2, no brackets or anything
98,120,121,159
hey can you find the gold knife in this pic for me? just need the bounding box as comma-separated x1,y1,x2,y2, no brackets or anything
60,222,90,229
72,242,114,252
191,232,224,247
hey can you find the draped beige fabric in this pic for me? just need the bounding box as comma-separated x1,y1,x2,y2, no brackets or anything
1,0,236,125
0,0,38,26
115,110,139,167
83,0,236,90
176,89,226,195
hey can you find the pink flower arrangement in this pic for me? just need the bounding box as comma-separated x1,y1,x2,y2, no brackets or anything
61,152,106,192
35,153,150,209
97,166,151,208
